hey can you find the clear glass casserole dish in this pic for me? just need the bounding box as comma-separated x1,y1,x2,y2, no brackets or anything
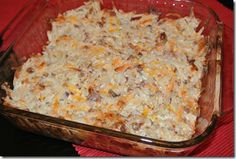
0,0,223,156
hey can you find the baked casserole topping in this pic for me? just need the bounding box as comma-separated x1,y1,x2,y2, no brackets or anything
2,0,208,141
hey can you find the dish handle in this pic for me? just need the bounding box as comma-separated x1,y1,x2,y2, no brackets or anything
214,23,233,127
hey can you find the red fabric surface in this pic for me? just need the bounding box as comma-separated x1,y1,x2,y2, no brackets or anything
0,0,233,157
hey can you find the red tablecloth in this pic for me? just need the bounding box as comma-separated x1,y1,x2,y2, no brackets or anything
0,0,233,157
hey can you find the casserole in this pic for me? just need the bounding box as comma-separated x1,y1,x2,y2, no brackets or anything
0,0,223,156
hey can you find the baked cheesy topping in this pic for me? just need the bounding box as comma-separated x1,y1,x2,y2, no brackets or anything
2,0,208,141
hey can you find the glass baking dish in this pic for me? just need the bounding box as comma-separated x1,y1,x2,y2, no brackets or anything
0,0,223,156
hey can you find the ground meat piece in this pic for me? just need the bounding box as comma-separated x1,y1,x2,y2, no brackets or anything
108,89,120,97
136,63,145,72
87,86,101,102
26,67,34,73
132,122,144,131
131,16,142,21
160,32,167,42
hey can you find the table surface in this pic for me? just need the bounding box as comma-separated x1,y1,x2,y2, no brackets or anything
0,0,234,157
